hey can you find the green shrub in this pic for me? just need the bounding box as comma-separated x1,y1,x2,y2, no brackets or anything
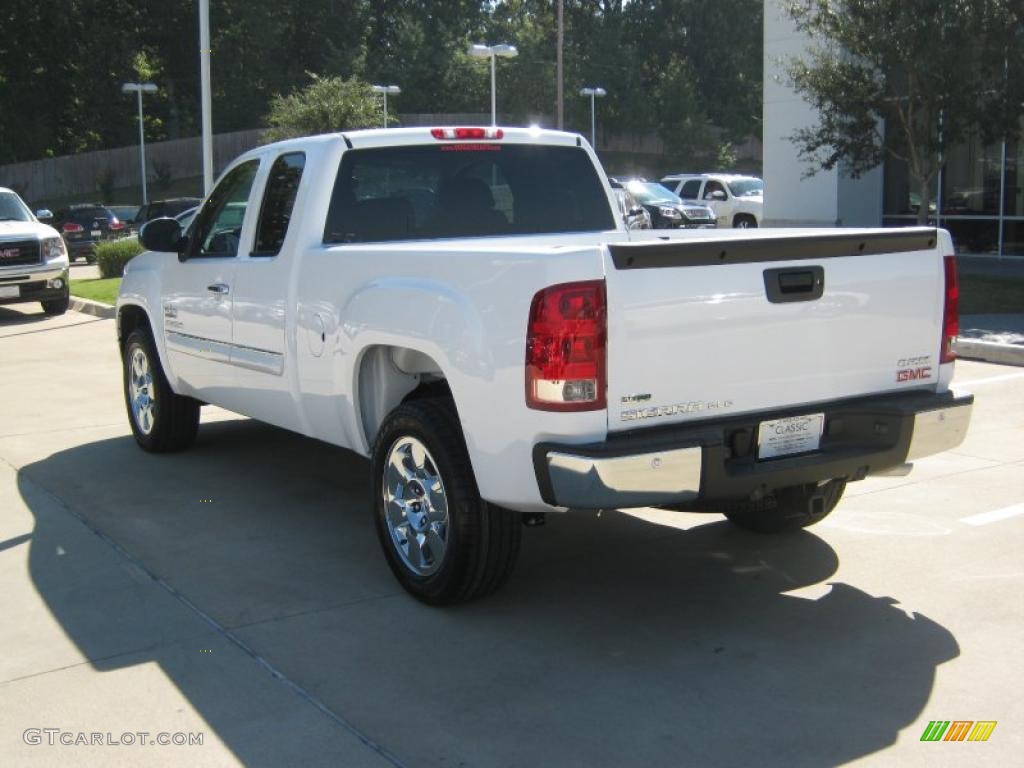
96,237,143,278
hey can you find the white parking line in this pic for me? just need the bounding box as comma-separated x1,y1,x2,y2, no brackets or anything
960,503,1024,527
957,371,1024,388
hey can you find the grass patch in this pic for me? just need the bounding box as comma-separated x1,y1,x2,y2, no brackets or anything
70,278,121,306
959,273,1024,315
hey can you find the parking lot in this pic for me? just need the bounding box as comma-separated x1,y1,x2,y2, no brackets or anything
1,304,1022,767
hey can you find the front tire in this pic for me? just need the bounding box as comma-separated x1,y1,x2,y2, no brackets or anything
723,479,846,534
371,399,521,605
41,292,70,315
122,328,200,452
734,214,758,229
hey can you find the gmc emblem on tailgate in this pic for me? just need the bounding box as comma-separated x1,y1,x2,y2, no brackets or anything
0,247,20,259
897,367,932,382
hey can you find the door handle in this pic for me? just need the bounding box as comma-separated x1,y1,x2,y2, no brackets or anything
206,283,230,295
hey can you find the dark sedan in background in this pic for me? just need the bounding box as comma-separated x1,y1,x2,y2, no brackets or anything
608,178,716,229
52,204,126,263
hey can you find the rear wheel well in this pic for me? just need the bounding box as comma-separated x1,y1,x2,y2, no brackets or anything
403,379,453,402
357,345,450,448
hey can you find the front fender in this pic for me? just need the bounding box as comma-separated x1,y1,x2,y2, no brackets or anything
116,253,179,392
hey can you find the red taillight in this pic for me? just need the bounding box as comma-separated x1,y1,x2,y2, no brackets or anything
941,254,959,363
431,127,504,140
526,280,607,411
109,218,124,231
62,222,84,233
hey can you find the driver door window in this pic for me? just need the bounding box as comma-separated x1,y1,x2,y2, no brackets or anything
189,160,260,258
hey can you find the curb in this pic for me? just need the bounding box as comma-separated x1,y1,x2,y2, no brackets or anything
70,296,116,320
954,339,1024,367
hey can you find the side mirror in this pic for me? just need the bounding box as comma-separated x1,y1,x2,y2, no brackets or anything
139,217,185,255
709,190,727,202
35,209,53,221
626,206,649,230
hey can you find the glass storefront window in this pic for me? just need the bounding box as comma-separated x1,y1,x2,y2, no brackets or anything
940,134,1002,217
1004,220,1024,256
883,116,1021,256
883,156,925,217
944,219,1000,254
1006,138,1022,218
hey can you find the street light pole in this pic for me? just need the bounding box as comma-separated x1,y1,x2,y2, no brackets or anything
371,85,401,128
121,82,158,205
490,54,496,127
199,0,213,197
469,44,518,126
556,0,564,129
579,87,607,149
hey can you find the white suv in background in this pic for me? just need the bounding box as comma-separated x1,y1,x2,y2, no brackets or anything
660,173,763,228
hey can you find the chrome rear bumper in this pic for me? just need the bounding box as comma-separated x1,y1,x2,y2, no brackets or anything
907,398,973,461
535,390,973,510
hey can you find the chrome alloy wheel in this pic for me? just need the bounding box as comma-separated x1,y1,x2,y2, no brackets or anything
128,345,156,435
382,436,450,577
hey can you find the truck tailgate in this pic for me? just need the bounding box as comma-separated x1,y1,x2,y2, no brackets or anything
604,228,944,431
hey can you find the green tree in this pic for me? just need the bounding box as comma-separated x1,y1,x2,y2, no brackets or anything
784,0,1021,224
263,74,385,141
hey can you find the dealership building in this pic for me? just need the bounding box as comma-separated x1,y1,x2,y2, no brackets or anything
763,2,1022,256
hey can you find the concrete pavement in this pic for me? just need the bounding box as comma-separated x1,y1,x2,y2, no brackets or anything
1,303,1023,767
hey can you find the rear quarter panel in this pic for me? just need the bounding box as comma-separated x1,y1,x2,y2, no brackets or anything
294,235,618,512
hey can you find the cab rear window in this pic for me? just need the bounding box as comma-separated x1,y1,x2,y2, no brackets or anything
324,144,615,243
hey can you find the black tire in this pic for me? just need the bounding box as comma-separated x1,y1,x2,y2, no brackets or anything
734,214,758,229
41,292,70,315
122,327,200,452
371,398,521,605
85,251,97,264
722,479,847,534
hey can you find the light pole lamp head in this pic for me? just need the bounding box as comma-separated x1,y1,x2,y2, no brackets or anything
122,82,158,94
372,85,401,95
468,43,518,58
580,87,607,98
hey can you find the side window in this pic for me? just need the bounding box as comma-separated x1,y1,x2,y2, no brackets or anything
680,180,702,199
252,152,305,256
704,180,727,200
189,160,260,258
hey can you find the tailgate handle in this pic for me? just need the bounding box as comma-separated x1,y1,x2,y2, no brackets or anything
764,266,824,303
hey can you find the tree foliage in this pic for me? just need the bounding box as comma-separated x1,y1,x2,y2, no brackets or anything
784,0,1022,223
0,0,764,169
263,74,384,141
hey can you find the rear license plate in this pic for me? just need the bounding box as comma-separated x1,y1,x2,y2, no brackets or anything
0,285,20,298
91,229,102,238
757,413,825,459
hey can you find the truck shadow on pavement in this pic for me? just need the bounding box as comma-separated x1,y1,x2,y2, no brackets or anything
0,306,51,327
17,418,960,768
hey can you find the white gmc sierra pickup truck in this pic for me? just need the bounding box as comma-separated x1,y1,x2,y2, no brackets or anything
117,126,973,604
